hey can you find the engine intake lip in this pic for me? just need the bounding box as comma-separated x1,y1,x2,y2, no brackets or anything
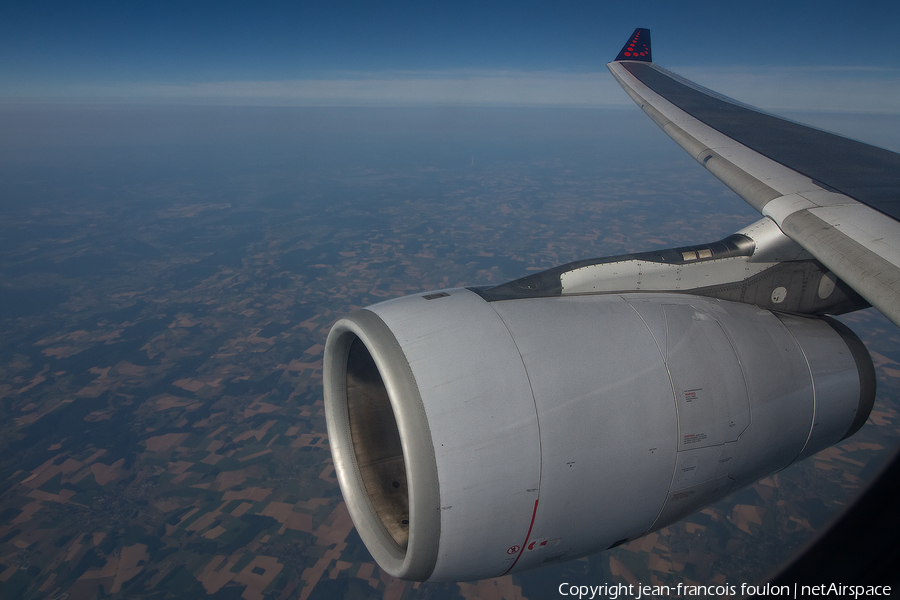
324,309,440,581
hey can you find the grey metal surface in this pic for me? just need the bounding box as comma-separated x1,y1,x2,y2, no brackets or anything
323,289,873,581
774,313,870,462
780,208,900,326
324,309,441,581
363,289,542,581
487,293,677,572
663,303,750,450
474,232,756,301
475,217,867,316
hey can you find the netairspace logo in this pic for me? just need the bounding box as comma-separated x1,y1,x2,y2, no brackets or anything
557,582,893,599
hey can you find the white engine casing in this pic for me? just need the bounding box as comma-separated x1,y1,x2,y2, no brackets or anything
323,289,874,582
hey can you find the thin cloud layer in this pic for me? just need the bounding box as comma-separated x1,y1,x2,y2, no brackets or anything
4,67,899,114
5,71,619,107
676,65,900,114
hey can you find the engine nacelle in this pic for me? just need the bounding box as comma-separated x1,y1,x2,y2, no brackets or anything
323,289,874,582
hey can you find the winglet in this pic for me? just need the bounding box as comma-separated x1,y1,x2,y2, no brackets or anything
614,28,652,62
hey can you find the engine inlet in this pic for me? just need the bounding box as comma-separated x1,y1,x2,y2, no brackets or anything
346,337,410,548
324,307,446,581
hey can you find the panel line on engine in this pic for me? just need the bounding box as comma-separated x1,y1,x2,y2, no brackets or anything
502,499,539,575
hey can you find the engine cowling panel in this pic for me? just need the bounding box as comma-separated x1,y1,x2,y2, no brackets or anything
323,289,874,582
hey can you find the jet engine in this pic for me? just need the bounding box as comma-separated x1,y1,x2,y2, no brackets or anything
323,289,874,582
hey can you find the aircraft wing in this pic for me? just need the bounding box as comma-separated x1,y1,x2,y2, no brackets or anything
608,28,900,328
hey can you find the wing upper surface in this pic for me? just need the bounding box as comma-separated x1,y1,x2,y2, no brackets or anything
618,62,900,219
607,47,900,328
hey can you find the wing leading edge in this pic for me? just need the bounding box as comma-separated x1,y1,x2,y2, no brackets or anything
608,29,900,328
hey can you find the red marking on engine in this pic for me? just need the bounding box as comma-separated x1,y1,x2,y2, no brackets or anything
502,499,539,575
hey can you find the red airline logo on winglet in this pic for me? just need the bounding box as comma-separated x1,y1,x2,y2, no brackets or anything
615,28,652,62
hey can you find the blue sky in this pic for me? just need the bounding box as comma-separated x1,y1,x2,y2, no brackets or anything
2,1,899,111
